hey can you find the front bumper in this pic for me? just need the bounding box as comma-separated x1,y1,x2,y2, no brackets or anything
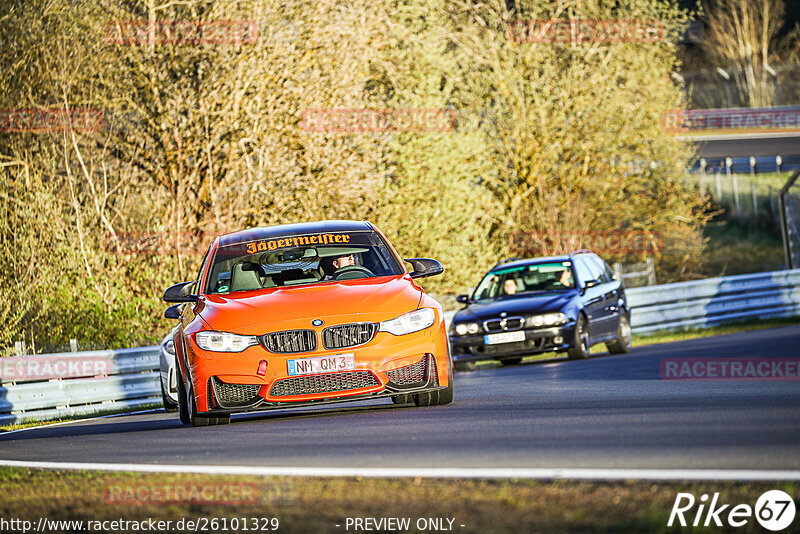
184,318,451,413
449,324,575,362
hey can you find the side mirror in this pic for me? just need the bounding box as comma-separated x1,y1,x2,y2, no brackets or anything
164,304,183,319
405,258,444,279
456,294,470,304
584,279,600,289
163,281,198,303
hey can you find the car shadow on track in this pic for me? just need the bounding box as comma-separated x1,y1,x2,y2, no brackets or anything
0,399,444,441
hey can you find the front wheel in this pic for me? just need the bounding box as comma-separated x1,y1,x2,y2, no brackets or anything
413,358,454,406
391,394,412,405
176,363,190,425
161,382,179,413
187,382,209,427
567,315,590,360
606,313,632,354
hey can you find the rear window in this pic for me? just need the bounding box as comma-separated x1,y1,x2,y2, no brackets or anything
205,231,403,294
473,261,576,300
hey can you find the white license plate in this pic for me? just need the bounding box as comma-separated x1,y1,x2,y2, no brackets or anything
484,331,526,345
287,353,355,376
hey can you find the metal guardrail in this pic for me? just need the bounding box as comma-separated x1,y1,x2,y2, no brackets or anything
626,269,800,334
0,347,161,426
4,269,799,426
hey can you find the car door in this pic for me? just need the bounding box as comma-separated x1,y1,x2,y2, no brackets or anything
584,254,618,336
573,256,606,339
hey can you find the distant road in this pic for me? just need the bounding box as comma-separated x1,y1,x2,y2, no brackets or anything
1,326,799,474
685,132,800,159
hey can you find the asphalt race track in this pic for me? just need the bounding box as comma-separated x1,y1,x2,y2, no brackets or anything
1,326,799,472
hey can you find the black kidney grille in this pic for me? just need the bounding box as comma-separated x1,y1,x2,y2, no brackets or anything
269,370,379,397
322,323,377,349
484,317,524,332
260,329,316,353
210,377,261,408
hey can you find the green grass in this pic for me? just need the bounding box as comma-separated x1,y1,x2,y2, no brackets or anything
0,466,794,533
700,219,785,277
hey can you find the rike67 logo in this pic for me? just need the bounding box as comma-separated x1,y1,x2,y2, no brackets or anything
669,490,796,531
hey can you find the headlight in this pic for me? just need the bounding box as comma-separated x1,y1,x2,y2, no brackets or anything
163,339,175,355
379,308,436,336
453,322,480,336
195,331,258,352
526,313,567,328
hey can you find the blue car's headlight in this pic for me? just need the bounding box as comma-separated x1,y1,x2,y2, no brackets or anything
453,322,480,336
526,312,568,327
195,331,258,352
379,308,436,336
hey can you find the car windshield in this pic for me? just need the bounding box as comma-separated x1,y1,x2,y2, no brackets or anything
472,261,575,300
205,230,403,294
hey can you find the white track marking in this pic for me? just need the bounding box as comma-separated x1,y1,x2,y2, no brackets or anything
0,460,798,481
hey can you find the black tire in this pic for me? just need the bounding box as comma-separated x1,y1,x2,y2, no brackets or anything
500,357,522,366
208,414,232,425
161,386,179,413
567,314,590,360
413,357,454,406
435,357,455,405
606,312,632,354
454,360,476,372
187,381,210,427
176,363,190,425
391,394,412,405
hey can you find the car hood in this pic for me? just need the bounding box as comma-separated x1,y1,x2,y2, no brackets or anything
197,275,423,332
454,291,577,322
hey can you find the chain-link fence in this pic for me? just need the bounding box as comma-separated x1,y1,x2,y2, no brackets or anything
696,171,783,219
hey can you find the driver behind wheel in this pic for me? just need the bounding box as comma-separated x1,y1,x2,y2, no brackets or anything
321,253,358,280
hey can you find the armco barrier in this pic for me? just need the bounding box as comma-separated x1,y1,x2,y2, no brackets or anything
626,269,800,334
4,269,799,425
0,347,161,426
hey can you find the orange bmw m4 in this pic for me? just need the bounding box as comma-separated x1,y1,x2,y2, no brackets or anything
163,220,453,426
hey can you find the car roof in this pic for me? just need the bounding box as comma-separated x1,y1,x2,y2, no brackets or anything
490,251,597,272
217,220,374,248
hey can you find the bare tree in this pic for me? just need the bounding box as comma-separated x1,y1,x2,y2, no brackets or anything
701,0,796,107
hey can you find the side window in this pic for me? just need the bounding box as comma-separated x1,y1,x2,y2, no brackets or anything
572,257,593,286
195,247,211,293
587,255,611,283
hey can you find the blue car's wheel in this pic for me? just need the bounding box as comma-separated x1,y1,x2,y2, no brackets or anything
567,314,590,360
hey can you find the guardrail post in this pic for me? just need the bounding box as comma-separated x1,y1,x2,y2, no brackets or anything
752,181,758,216
646,257,657,286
